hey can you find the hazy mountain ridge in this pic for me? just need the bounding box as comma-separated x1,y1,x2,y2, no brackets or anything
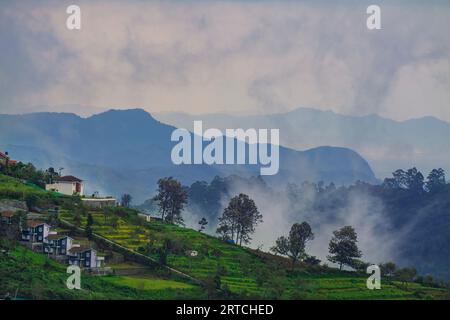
155,107,450,178
0,109,376,202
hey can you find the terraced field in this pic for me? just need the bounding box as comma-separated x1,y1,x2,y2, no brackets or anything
59,208,449,299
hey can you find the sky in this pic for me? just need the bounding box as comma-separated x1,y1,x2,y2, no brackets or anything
0,0,449,121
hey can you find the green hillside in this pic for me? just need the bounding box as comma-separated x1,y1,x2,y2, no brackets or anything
59,207,448,300
0,239,205,300
1,173,449,300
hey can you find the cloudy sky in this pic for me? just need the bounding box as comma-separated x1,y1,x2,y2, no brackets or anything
0,0,449,121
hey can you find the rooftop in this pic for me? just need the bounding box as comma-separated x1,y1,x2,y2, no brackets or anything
46,234,71,241
0,211,15,218
58,175,83,182
68,246,95,254
26,220,48,228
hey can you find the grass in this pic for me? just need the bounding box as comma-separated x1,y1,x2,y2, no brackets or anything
0,239,205,300
103,275,195,290
2,174,448,300
59,208,449,300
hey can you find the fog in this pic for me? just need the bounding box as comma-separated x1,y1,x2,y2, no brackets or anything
183,178,408,267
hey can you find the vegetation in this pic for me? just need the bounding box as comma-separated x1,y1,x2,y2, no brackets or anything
271,222,315,266
198,217,208,232
216,193,262,245
0,239,205,300
153,177,188,225
57,205,449,299
1,166,450,300
327,226,362,270
120,194,132,208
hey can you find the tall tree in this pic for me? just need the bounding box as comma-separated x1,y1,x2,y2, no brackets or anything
216,193,262,245
121,194,133,208
153,177,188,225
425,168,446,193
271,222,314,266
327,226,362,270
405,167,424,193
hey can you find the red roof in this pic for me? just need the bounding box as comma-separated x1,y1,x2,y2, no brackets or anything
58,175,83,182
0,211,15,218
0,151,7,159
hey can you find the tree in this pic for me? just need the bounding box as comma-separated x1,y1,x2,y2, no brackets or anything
395,267,417,286
327,226,362,270
382,167,424,193
85,213,94,240
198,217,208,232
271,222,314,266
73,211,82,227
120,194,132,208
216,193,262,245
425,168,446,193
405,167,424,193
379,262,397,278
153,177,188,225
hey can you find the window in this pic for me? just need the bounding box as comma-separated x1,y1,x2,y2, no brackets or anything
86,252,90,257
38,236,42,241
39,226,43,232
61,249,65,254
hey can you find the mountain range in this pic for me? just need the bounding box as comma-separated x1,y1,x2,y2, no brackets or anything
156,107,450,179
0,109,376,202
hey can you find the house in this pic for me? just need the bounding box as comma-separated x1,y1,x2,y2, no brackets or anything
0,151,17,168
43,234,73,256
68,247,104,268
0,211,15,224
137,213,163,222
45,175,84,196
81,197,117,208
21,221,50,243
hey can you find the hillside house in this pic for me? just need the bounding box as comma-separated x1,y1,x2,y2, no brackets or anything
45,175,84,196
0,151,17,169
68,247,104,268
81,197,117,208
21,221,50,243
44,234,73,256
0,211,15,224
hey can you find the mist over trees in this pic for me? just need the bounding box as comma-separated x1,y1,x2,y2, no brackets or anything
216,193,262,246
271,222,315,266
153,177,188,225
327,226,362,270
139,168,450,279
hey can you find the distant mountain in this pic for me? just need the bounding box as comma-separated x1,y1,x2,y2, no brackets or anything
0,109,377,202
155,108,450,179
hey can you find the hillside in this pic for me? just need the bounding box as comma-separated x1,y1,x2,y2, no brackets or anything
0,109,377,202
1,174,448,300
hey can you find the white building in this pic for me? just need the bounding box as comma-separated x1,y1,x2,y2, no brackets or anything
45,175,84,196
81,197,117,208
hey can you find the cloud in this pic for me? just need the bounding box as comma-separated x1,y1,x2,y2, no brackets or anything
0,0,449,121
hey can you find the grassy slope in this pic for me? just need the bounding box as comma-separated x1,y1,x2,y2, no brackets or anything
60,209,448,300
0,240,205,300
0,174,205,300
1,174,447,300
